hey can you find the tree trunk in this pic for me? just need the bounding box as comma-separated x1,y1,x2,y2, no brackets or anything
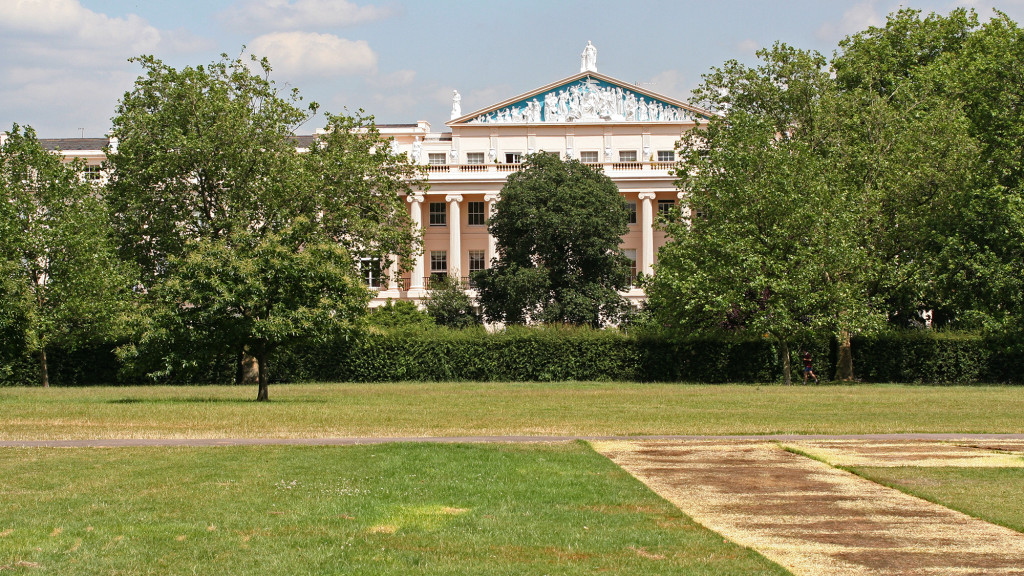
835,330,854,381
40,347,49,388
255,350,269,402
780,339,791,385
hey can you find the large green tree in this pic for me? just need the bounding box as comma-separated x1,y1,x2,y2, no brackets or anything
0,124,133,386
475,153,631,327
107,53,422,398
648,45,882,383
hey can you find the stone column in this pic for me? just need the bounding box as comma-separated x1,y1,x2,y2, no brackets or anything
446,194,463,278
484,193,500,265
638,192,656,276
407,194,425,289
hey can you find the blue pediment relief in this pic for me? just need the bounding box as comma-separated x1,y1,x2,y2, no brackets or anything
469,76,706,124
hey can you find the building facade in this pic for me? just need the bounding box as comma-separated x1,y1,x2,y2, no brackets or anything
38,47,710,308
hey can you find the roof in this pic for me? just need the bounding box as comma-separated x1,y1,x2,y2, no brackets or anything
38,138,109,151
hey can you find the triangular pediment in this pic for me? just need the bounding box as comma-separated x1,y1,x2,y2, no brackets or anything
447,71,712,126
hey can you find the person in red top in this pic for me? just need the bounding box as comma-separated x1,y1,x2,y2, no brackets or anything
802,351,819,384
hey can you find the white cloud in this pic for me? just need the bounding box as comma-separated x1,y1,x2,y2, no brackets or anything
221,0,394,32
248,31,378,77
816,1,885,42
0,0,213,137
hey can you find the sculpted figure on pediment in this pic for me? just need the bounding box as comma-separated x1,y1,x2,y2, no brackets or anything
580,41,597,72
544,92,558,121
625,92,637,120
451,90,461,120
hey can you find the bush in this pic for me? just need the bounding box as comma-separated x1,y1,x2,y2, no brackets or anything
4,326,1023,386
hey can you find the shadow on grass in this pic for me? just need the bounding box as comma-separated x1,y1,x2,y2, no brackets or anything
108,397,327,405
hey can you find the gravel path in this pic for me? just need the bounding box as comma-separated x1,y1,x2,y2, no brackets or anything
593,439,1024,576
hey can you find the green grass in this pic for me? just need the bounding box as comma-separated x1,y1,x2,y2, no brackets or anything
2,382,1024,440
847,466,1024,533
0,442,788,575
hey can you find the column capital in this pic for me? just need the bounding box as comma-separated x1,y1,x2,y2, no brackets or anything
445,194,464,203
637,192,657,201
483,193,500,203
676,191,687,200
407,194,424,204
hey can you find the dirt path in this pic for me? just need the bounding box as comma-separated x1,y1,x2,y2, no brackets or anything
593,440,1024,576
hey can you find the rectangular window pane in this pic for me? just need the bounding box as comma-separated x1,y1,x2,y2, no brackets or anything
657,150,675,162
467,201,485,226
619,150,637,163
658,199,675,216
430,251,447,283
429,202,446,226
468,250,485,272
466,152,485,164
428,153,447,165
505,152,522,164
627,202,637,225
580,151,599,163
624,249,637,284
360,258,381,289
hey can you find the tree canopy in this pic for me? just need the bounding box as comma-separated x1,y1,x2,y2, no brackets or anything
0,124,133,387
475,153,631,327
107,53,423,399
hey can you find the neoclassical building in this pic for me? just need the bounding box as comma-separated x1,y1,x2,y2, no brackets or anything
39,44,710,307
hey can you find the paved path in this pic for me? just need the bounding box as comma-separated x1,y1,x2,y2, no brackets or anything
593,439,1024,576
3,432,1024,448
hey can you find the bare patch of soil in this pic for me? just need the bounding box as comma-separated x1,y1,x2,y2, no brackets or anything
592,440,1024,576
784,440,1024,468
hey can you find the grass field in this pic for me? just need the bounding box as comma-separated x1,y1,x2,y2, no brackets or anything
848,466,1024,534
0,442,789,575
2,382,1024,440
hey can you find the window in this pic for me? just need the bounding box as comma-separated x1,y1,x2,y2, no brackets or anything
468,250,486,287
626,202,637,225
580,151,599,163
428,153,447,165
658,199,675,217
657,150,675,162
466,152,485,164
467,201,486,226
430,251,447,282
429,202,446,226
624,249,637,285
360,258,382,289
504,152,522,164
82,164,102,181
619,150,637,162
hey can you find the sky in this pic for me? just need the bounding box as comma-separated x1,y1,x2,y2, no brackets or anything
2,0,1023,138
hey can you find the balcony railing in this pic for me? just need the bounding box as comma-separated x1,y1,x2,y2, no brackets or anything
418,161,675,175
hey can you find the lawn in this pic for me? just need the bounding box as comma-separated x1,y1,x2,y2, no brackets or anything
1,382,1023,440
0,442,789,575
847,466,1024,534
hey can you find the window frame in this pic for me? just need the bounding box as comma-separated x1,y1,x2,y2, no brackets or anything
657,150,675,162
465,152,485,165
618,150,638,163
428,202,447,226
467,201,486,226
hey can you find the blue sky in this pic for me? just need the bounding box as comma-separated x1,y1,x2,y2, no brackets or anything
2,0,1022,137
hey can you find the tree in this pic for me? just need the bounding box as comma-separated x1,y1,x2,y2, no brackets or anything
0,124,133,386
648,45,882,384
143,221,369,401
475,153,631,327
107,53,422,399
424,276,480,328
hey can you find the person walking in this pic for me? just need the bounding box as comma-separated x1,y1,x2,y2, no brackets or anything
802,351,819,384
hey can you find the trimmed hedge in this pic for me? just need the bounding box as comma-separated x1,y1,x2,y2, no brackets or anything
2,327,1022,386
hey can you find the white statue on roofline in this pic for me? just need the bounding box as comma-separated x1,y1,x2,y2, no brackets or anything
580,41,597,72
